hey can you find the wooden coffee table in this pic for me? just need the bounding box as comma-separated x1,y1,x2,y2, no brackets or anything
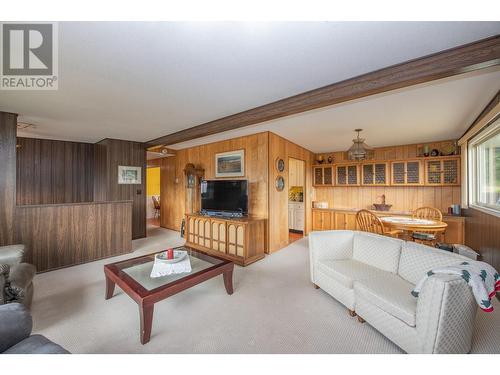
104,246,234,344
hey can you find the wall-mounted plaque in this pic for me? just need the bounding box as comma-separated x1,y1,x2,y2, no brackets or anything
275,176,285,191
276,158,285,172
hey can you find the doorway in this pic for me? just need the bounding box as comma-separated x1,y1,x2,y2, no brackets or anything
288,157,306,244
146,165,161,228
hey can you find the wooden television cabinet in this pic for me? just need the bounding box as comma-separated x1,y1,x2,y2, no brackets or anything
184,213,266,266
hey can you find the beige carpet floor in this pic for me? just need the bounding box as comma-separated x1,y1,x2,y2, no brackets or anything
31,226,500,354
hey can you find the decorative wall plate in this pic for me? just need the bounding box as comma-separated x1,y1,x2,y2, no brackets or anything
275,176,285,191
276,158,285,172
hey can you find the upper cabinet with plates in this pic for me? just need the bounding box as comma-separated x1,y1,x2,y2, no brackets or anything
313,165,334,186
312,140,460,188
390,159,424,186
424,156,460,186
361,162,389,186
312,156,460,187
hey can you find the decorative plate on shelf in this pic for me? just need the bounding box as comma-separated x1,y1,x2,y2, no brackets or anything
155,250,188,264
441,143,456,156
275,176,285,191
275,158,285,172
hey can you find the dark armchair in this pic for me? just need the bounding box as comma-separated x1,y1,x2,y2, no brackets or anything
0,303,69,354
0,245,36,307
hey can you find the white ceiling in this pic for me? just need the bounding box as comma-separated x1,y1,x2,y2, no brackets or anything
169,68,500,152
2,21,500,149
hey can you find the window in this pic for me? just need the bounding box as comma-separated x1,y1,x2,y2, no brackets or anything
469,120,500,213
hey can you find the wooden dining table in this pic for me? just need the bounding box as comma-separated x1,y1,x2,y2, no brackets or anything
379,216,448,241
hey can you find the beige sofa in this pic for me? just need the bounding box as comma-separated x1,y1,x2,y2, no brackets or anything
309,230,477,354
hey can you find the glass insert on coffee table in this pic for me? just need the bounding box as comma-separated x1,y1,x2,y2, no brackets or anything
104,246,234,344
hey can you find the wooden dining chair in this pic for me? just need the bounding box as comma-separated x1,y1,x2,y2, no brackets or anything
355,209,400,238
152,196,161,218
412,206,442,221
411,206,443,245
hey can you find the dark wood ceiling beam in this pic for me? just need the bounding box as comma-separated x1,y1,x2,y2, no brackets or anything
147,35,500,147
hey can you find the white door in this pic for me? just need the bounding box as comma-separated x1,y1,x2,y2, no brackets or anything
288,207,295,230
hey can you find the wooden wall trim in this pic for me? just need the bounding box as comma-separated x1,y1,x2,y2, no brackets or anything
147,35,500,147
459,90,500,145
0,112,17,246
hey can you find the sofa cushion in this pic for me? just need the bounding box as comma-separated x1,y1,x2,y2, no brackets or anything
352,232,403,273
317,259,389,289
355,273,417,327
398,241,469,285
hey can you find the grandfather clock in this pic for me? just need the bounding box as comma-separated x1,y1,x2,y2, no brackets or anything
183,163,205,215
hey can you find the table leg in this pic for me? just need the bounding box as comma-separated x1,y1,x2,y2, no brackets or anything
402,230,413,241
223,267,234,295
105,275,115,300
139,303,154,345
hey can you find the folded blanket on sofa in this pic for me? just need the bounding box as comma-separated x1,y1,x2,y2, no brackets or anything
412,261,500,312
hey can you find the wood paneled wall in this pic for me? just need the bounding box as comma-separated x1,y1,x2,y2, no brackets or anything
160,132,269,232
314,140,461,213
16,137,94,205
94,139,146,239
268,133,314,253
0,112,17,246
464,209,500,272
15,201,132,272
314,186,461,213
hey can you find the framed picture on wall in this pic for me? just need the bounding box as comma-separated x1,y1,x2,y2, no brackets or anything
118,166,142,184
215,149,245,178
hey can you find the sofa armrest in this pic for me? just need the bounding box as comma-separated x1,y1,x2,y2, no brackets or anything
6,263,36,306
0,303,33,353
309,230,354,283
416,274,477,354
9,263,36,291
0,245,25,266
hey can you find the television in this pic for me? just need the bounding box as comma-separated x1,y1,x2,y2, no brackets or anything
200,180,248,217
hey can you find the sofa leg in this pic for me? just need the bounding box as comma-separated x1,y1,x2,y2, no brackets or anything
348,309,356,317
357,315,365,323
313,284,320,289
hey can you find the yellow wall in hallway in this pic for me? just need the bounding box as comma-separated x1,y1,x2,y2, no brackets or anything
147,167,160,196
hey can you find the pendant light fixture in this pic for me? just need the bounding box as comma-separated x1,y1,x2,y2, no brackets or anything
347,129,373,161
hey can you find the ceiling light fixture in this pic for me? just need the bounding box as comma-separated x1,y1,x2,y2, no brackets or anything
347,129,373,161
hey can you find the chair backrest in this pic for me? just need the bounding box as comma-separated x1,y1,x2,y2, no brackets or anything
152,196,160,209
412,206,442,221
355,209,386,235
